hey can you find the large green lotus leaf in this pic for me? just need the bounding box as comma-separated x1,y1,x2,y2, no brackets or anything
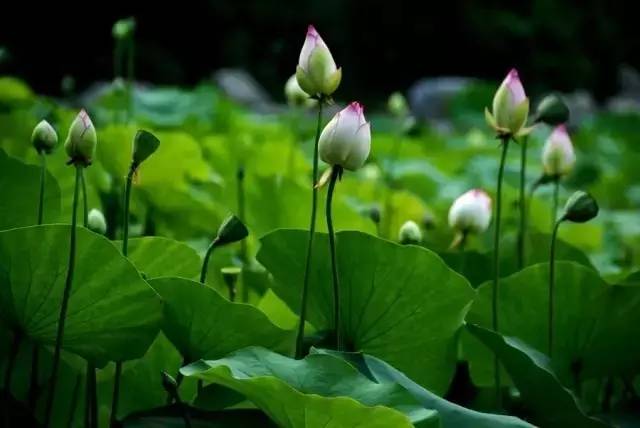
257,229,475,394
0,149,61,229
181,347,439,428
148,277,294,362
97,333,198,422
467,324,609,428
464,262,640,388
117,237,200,279
0,225,162,366
0,77,35,104
314,348,534,428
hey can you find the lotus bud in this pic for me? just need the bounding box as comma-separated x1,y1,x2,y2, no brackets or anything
216,215,249,246
485,68,530,137
112,17,136,40
132,130,160,169
448,189,492,234
542,125,576,178
295,25,342,98
285,74,315,108
368,205,381,225
31,120,58,154
87,209,107,235
561,191,598,223
399,220,422,245
534,93,570,125
64,109,97,166
388,92,409,117
318,102,371,171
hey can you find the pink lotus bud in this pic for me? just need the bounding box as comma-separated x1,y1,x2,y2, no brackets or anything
64,109,97,165
485,68,530,137
542,124,576,177
448,189,492,234
295,25,342,97
318,102,371,171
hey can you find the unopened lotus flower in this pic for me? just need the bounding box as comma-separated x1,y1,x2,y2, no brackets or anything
88,209,107,235
448,189,492,234
319,102,371,171
485,69,531,137
285,74,315,107
32,120,58,154
296,25,341,98
542,125,575,178
64,109,97,165
399,220,422,244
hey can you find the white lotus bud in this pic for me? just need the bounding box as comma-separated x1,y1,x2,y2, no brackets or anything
542,124,575,177
448,189,492,234
398,220,422,245
318,102,371,171
295,25,342,97
88,209,107,235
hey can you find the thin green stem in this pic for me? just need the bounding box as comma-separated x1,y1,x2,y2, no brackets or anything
517,136,528,270
551,178,559,231
200,239,219,285
111,165,135,426
326,166,342,351
81,169,89,228
237,167,249,302
295,99,324,359
38,153,46,225
44,165,82,428
492,137,509,407
85,362,97,428
549,220,561,357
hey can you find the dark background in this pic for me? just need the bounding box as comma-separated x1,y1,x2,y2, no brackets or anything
1,0,638,103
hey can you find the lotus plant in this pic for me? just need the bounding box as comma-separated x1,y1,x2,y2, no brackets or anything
485,68,530,405
542,124,576,228
448,189,492,250
518,94,570,269
44,110,97,427
317,101,371,351
548,191,598,356
110,129,160,427
295,25,342,359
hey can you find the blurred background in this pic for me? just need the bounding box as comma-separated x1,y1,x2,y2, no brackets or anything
1,0,639,105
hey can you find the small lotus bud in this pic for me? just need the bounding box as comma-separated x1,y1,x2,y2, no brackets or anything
112,17,136,40
398,220,422,245
296,25,342,98
368,205,381,225
534,93,570,125
216,215,249,246
485,68,530,137
132,130,160,168
448,189,492,234
318,102,371,171
87,209,107,235
31,120,58,154
64,109,97,166
542,125,575,178
285,74,315,108
388,92,409,117
561,191,598,223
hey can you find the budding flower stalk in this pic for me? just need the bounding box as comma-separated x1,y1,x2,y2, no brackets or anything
296,25,342,98
485,69,531,138
542,125,576,178
548,190,598,357
319,102,371,171
448,189,492,235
